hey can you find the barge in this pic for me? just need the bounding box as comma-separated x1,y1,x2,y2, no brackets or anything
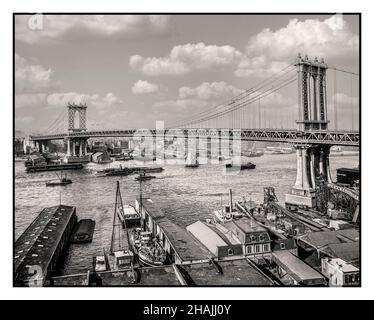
71,219,96,243
26,163,83,173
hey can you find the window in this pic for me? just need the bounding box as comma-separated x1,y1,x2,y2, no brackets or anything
263,244,270,252
259,235,264,241
280,243,286,250
228,249,234,255
255,245,261,253
246,245,253,254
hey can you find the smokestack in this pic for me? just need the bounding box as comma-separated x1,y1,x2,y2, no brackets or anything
229,189,233,213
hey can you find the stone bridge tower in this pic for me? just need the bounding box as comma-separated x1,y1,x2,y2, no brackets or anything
65,103,89,163
285,54,332,210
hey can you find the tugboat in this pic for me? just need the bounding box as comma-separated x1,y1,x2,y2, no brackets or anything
135,171,156,181
46,172,72,186
213,189,243,223
185,152,199,168
131,229,167,267
225,161,256,170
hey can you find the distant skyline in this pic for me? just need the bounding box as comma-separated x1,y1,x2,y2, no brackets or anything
15,14,360,133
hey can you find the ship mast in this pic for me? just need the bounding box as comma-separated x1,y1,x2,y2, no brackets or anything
110,181,129,254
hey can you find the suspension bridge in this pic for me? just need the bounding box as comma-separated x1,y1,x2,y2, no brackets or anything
29,54,360,210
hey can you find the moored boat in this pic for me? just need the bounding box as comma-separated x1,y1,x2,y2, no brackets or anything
213,189,243,223
46,172,73,186
71,219,96,243
131,229,167,267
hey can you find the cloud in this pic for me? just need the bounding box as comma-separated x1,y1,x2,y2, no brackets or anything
129,42,243,76
179,82,242,100
47,92,123,109
132,80,162,95
236,15,359,77
333,92,359,105
15,15,170,44
15,54,58,94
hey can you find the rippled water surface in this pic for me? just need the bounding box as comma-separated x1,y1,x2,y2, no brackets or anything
15,154,358,274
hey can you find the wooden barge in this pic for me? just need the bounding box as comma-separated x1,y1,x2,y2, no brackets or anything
26,163,83,173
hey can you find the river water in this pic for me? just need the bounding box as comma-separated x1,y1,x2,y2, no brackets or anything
14,153,359,275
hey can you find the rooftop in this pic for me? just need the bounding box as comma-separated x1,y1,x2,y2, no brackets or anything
325,258,359,273
186,221,230,255
232,217,268,233
272,250,326,284
177,258,275,286
141,199,211,262
297,229,359,249
14,205,76,282
50,265,182,286
320,242,360,267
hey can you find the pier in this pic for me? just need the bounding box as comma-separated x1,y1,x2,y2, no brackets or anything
14,205,77,286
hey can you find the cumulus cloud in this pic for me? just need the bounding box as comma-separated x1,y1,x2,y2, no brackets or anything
237,15,359,77
16,15,170,44
132,80,162,95
129,42,243,76
47,92,123,109
179,82,242,100
15,54,58,94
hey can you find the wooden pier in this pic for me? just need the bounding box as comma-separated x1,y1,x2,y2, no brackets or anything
14,205,77,286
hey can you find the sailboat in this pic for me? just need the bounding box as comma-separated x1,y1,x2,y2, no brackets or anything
109,181,135,271
185,152,199,168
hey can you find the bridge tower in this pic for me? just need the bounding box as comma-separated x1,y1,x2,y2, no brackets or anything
65,103,89,163
285,54,332,210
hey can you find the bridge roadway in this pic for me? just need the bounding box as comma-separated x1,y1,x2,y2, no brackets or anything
30,128,360,146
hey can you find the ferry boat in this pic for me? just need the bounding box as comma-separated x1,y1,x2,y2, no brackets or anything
46,172,72,186
96,165,163,177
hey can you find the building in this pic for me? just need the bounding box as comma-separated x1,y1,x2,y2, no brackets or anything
223,217,272,256
186,221,243,259
296,229,359,269
271,250,326,286
321,257,360,286
176,258,275,286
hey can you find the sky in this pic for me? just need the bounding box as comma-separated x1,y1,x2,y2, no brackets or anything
14,14,360,133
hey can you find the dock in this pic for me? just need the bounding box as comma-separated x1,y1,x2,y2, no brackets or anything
137,198,213,265
14,205,77,286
